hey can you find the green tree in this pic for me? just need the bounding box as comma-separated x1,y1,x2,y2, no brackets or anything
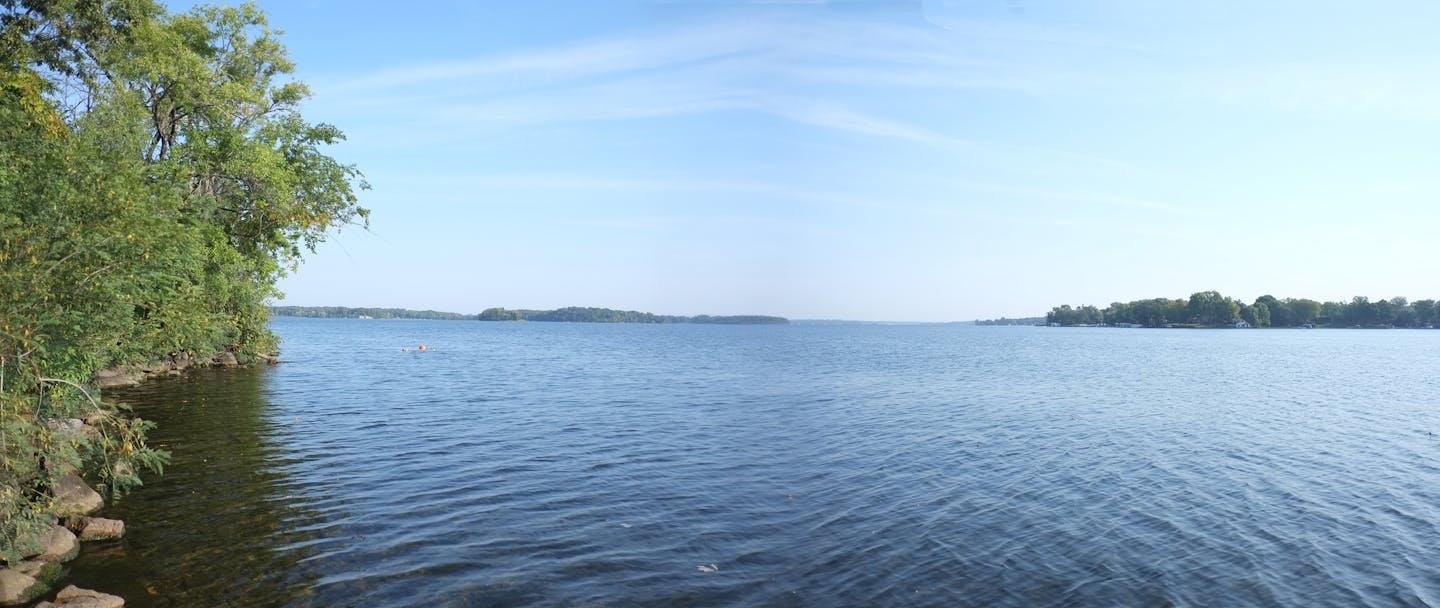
1,0,366,562
1374,298,1397,326
1103,301,1132,325
1187,291,1239,325
1412,300,1437,327
1250,302,1271,327
1394,304,1419,328
1126,299,1165,327
1345,296,1374,326
1163,299,1189,325
1255,295,1291,326
1289,298,1321,325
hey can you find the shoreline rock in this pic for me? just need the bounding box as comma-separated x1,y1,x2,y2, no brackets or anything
1,524,76,605
35,527,78,564
89,366,142,390
52,473,103,517
41,349,271,607
77,519,125,542
0,568,46,606
35,585,125,608
91,349,241,387
4,475,127,606
46,419,100,443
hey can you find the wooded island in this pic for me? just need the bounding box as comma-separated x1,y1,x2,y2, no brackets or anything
478,307,789,324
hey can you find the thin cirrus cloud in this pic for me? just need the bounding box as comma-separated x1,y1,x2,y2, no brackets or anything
322,23,777,93
310,11,1193,223
1188,58,1440,121
317,17,1064,144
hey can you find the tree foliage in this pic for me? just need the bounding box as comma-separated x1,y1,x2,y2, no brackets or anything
973,316,1045,326
1,0,365,562
1046,291,1439,328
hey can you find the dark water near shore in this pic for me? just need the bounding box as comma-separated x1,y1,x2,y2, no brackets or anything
65,319,1440,606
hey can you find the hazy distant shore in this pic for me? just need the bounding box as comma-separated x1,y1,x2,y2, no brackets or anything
271,305,789,325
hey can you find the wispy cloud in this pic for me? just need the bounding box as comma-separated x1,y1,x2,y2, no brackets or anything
309,8,1194,202
1184,57,1440,121
325,24,775,92
928,177,1193,215
362,171,893,210
767,102,971,148
316,16,1089,145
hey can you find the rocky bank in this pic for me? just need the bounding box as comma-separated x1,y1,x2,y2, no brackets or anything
3,350,279,607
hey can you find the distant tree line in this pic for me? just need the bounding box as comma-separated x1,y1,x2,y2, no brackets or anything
271,306,472,320
1046,291,1440,328
478,307,789,324
974,316,1045,326
689,315,789,325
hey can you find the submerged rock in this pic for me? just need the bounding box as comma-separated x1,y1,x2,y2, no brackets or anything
52,473,104,516
78,518,125,542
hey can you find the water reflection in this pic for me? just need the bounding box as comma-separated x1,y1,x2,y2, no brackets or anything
65,368,335,608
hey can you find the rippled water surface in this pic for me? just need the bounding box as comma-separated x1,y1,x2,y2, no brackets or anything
65,319,1440,606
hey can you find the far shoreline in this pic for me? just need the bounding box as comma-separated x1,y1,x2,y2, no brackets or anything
270,305,790,325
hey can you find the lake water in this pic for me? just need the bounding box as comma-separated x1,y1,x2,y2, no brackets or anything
64,319,1440,606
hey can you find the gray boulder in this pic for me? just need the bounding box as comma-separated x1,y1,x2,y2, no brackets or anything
212,351,238,367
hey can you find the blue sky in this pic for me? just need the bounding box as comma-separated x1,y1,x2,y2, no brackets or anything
221,0,1440,321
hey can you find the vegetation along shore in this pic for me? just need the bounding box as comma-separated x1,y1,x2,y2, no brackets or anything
1,0,365,604
1043,291,1440,328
